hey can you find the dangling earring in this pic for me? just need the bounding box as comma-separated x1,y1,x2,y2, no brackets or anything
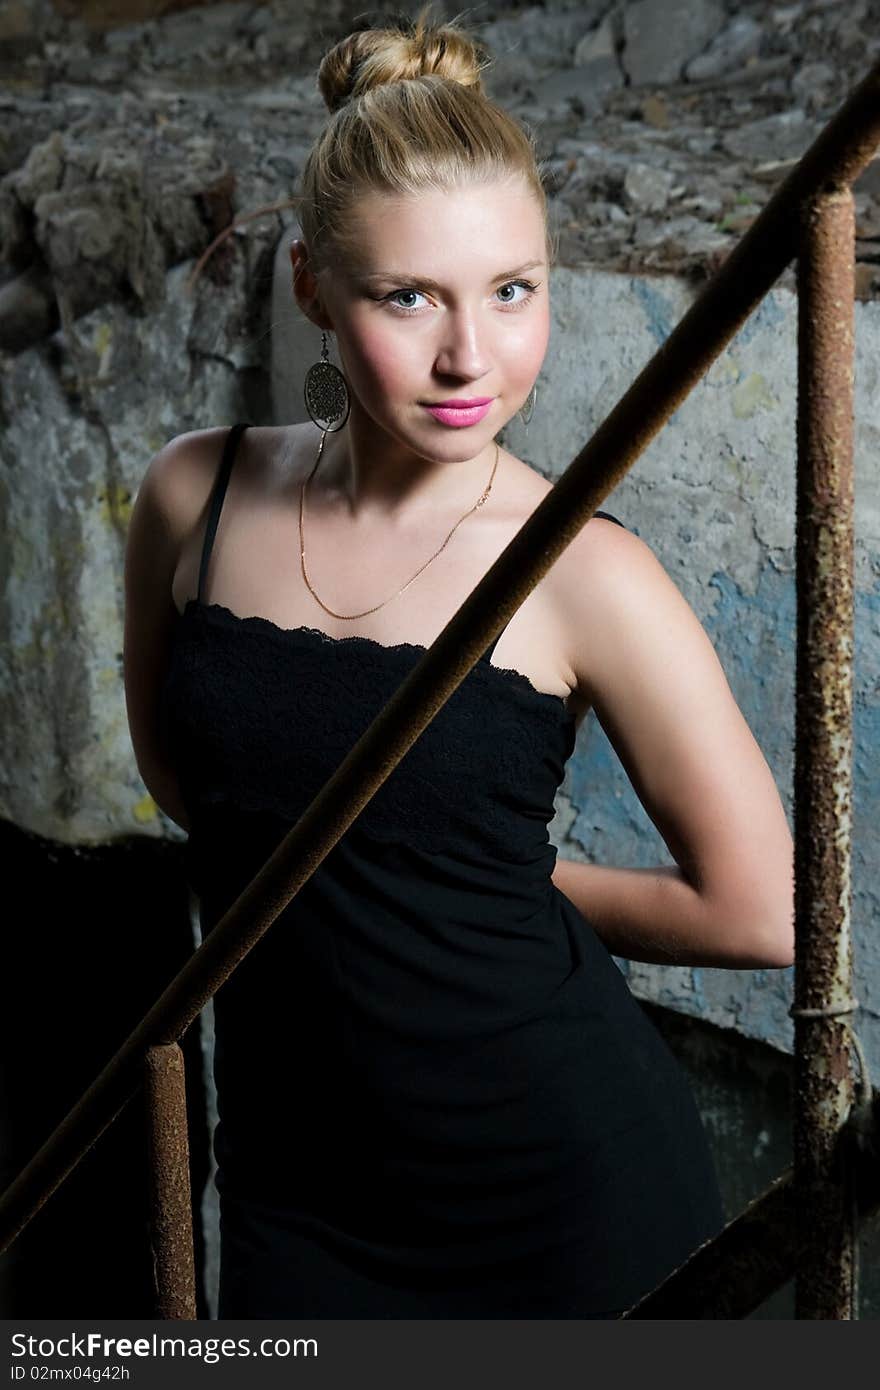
304,329,350,432
518,382,537,426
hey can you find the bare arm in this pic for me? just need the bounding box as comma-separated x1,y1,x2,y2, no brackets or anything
551,860,791,968
123,433,213,835
550,519,795,970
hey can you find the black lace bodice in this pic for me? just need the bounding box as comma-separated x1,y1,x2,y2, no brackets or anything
161,595,577,863
159,421,625,866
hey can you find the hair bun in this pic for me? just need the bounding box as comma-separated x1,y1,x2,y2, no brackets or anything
317,5,489,114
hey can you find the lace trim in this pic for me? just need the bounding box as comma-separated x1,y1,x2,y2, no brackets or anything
165,597,577,861
179,598,576,724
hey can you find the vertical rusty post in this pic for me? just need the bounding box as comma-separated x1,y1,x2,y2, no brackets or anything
793,187,858,1319
143,1043,197,1319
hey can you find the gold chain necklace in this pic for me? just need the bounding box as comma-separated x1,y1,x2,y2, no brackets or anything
299,430,501,620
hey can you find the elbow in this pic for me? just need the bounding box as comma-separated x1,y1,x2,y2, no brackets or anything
750,904,795,969
760,935,795,970
714,891,794,969
728,866,795,968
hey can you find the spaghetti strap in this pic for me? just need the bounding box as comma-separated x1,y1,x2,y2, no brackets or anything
197,422,251,605
483,510,627,664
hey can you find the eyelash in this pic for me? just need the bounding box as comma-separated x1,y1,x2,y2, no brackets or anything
376,279,540,316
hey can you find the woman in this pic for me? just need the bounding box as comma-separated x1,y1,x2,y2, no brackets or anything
123,8,794,1319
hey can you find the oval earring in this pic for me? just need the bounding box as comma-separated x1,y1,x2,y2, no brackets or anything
518,382,537,426
304,330,351,432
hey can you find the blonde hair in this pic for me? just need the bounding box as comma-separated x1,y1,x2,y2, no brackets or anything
301,4,556,277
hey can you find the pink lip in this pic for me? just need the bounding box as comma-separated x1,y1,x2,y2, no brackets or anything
428,397,494,407
423,400,493,427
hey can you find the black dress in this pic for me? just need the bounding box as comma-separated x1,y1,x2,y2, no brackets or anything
160,422,725,1319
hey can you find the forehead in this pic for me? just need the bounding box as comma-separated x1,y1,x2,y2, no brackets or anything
344,179,546,275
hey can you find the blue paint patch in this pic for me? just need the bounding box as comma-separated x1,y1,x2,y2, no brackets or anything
566,727,660,864
859,575,880,625
632,278,676,346
731,289,788,350
854,698,880,807
630,281,689,426
690,967,707,1010
708,568,876,768
706,567,798,689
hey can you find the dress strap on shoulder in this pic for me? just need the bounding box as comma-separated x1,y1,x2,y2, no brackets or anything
197,422,251,605
593,509,626,528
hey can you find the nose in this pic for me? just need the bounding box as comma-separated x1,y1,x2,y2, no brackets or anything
433,308,491,382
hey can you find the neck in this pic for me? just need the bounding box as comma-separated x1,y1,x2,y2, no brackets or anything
308,397,500,526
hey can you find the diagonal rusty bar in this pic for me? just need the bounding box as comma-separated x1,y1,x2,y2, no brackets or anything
623,1166,799,1319
0,55,879,1276
619,1096,879,1319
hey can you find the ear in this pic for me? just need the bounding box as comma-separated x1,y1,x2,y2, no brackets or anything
290,238,334,331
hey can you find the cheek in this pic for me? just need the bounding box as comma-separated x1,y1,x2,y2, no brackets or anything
504,305,550,378
341,323,414,389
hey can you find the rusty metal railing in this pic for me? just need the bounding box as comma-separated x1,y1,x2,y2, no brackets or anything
143,1044,197,1319
1,54,879,1320
790,187,861,1321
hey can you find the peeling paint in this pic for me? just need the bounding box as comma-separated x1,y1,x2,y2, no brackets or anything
632,278,675,345
733,289,787,349
92,321,113,376
732,372,778,419
96,482,133,529
133,793,158,824
706,354,741,388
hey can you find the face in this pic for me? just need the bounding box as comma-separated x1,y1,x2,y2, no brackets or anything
291,177,550,458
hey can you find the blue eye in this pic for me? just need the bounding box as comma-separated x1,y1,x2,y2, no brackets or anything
380,280,540,316
496,281,536,306
387,288,427,313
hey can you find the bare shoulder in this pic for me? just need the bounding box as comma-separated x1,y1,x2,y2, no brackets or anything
139,422,293,543
549,514,673,701
137,422,236,536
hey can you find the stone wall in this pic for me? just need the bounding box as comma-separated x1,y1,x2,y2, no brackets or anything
2,0,878,1317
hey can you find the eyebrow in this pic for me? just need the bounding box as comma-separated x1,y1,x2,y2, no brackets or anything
357,259,545,290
